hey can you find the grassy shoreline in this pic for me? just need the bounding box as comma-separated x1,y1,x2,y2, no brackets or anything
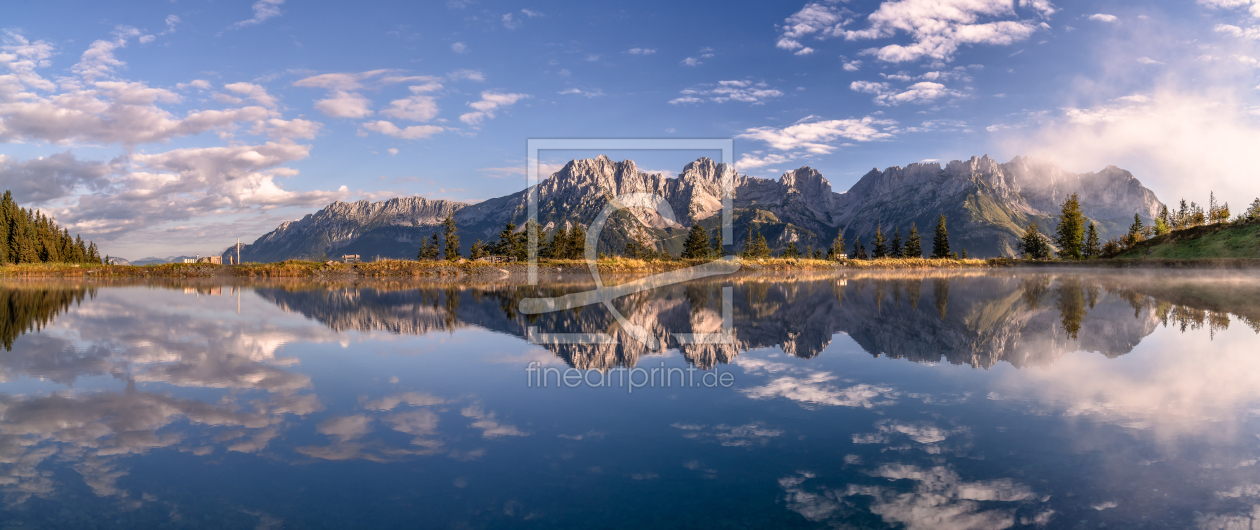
2,255,1257,279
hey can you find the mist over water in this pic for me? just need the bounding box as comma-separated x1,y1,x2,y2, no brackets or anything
0,270,1257,528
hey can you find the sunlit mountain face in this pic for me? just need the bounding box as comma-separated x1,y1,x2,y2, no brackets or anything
0,271,1257,528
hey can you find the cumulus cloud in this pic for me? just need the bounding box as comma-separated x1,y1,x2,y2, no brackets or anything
460,405,526,438
0,152,118,204
459,91,528,125
737,115,897,154
669,79,784,105
224,82,279,107
360,120,444,140
558,87,604,98
775,2,854,52
451,42,467,53
229,0,285,30
252,118,322,139
815,0,1055,63
627,47,656,55
56,140,347,238
743,371,898,408
73,26,141,81
850,80,965,105
1088,13,1118,23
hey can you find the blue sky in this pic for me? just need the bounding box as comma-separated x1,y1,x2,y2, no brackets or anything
2,0,1260,259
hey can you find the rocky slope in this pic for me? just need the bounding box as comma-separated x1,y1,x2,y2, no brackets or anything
227,155,1163,261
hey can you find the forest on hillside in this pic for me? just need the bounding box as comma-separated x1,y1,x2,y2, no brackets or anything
0,191,104,265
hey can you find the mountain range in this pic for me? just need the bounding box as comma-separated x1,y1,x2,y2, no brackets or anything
223,155,1164,262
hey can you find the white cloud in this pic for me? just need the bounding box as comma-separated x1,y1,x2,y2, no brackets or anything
451,42,467,53
230,0,285,30
317,415,372,440
558,87,604,98
502,13,521,29
734,152,790,172
73,26,141,81
681,57,702,67
627,48,656,55
139,35,155,44
835,0,1054,63
1136,57,1163,65
387,148,398,155
459,91,528,125
743,372,898,408
843,59,863,71
1088,13,1118,23
252,118,321,139
461,405,526,438
738,115,897,154
0,151,117,204
58,140,347,239
851,80,965,105
164,15,181,34
671,79,784,105
1215,23,1260,39
775,2,853,52
521,8,543,17
313,91,373,118
381,86,442,122
360,120,444,140
224,82,279,107
293,70,395,119
447,69,485,82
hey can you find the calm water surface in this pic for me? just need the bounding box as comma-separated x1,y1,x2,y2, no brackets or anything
0,270,1258,529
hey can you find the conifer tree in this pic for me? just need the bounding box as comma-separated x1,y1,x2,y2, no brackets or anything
872,225,887,258
710,229,723,258
783,241,799,259
442,211,460,260
566,224,586,261
1054,193,1085,260
904,224,922,258
852,235,868,260
827,231,846,260
890,227,902,257
1084,223,1101,258
1124,214,1144,247
960,249,968,259
681,224,710,259
469,240,486,260
931,215,950,259
1019,222,1050,260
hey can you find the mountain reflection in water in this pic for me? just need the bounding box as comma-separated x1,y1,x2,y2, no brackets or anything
0,271,1256,528
252,271,1259,370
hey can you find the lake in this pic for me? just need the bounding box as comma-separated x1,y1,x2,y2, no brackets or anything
0,269,1258,529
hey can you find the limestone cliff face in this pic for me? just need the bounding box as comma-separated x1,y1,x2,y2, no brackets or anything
229,155,1163,262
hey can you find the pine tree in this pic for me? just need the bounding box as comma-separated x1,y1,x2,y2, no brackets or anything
852,235,868,260
493,222,520,258
1083,223,1101,258
827,231,846,260
442,211,460,260
890,227,902,257
1157,204,1172,233
871,225,887,259
904,224,922,258
1246,198,1260,221
782,241,799,259
469,240,486,260
681,224,710,259
566,224,586,261
960,249,968,259
743,230,769,258
1054,193,1085,260
1124,214,1144,247
710,229,723,258
931,215,950,259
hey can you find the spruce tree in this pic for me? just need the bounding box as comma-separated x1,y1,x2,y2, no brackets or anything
931,215,950,259
494,222,519,258
904,224,922,258
783,241,799,259
872,225,887,258
469,240,486,260
1084,223,1100,258
710,229,723,258
682,224,710,259
852,235,867,260
566,224,586,261
890,227,902,257
1054,193,1085,260
442,211,460,260
1124,214,1144,247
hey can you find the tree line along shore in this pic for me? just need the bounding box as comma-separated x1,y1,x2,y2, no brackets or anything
2,190,1257,278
